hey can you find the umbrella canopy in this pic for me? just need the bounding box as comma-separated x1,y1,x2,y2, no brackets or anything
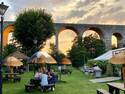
8,51,29,60
61,58,72,65
109,51,125,87
109,51,125,64
4,56,23,67
30,51,57,64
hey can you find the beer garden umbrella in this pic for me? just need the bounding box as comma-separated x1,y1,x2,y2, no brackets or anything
31,51,57,64
61,58,72,73
29,51,57,74
109,51,125,87
4,56,23,67
61,58,72,65
4,56,23,73
8,51,29,61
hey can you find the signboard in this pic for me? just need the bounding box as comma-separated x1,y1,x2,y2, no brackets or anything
112,48,125,56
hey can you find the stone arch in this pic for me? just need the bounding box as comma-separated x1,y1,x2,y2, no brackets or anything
57,26,78,54
3,25,14,46
58,26,78,35
42,35,56,53
112,32,123,48
82,27,104,39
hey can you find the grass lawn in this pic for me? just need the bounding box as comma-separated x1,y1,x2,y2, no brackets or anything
3,69,108,94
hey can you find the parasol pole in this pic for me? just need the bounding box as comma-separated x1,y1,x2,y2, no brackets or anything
122,64,125,87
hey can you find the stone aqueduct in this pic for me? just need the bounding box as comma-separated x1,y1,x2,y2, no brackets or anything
1,21,125,50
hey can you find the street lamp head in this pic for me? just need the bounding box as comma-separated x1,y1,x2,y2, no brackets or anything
0,2,9,15
33,39,37,44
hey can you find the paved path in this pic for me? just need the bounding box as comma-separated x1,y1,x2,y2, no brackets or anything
90,77,121,83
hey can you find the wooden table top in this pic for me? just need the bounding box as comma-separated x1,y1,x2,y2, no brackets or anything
3,73,19,75
107,82,125,91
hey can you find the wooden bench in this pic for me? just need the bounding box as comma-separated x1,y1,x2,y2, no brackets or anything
3,76,21,82
40,84,55,92
97,89,111,94
107,82,125,94
25,84,35,92
13,76,21,82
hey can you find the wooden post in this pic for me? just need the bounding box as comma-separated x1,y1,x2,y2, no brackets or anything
122,64,125,87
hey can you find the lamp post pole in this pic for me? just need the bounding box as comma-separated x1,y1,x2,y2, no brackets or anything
0,2,9,94
0,14,3,94
33,39,37,74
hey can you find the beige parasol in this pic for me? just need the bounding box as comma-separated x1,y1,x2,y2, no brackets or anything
31,51,57,64
8,51,29,60
61,58,72,65
4,56,23,67
109,51,125,87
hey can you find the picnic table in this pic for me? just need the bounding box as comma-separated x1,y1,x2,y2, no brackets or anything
3,73,21,82
107,82,125,94
25,78,55,92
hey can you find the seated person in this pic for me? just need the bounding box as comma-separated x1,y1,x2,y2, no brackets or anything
34,69,42,80
48,69,57,84
40,70,48,86
40,69,55,92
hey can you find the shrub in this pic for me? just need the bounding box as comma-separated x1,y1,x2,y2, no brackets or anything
87,59,120,76
87,60,108,74
86,60,96,67
96,61,108,74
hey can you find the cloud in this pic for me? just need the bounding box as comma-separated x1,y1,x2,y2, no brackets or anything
61,0,125,25
2,0,125,24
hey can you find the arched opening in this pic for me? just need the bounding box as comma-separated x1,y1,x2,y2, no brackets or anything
42,36,55,53
112,33,122,48
8,32,13,44
82,27,103,39
83,30,100,39
3,25,14,46
58,29,77,55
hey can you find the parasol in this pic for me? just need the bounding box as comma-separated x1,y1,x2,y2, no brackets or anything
4,56,23,67
61,58,72,65
8,51,29,60
30,51,57,64
109,51,125,87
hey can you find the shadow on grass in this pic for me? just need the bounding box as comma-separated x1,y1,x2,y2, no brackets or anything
57,80,67,84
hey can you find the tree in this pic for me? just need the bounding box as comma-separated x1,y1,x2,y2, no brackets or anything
68,36,88,67
49,43,65,65
3,44,17,59
83,35,106,59
13,9,55,56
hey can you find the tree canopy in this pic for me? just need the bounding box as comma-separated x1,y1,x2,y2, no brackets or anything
3,44,17,59
13,9,55,55
68,36,88,67
49,43,65,65
83,35,106,59
68,35,106,67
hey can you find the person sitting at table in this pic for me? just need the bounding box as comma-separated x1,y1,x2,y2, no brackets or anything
40,69,48,86
34,68,42,80
48,69,57,84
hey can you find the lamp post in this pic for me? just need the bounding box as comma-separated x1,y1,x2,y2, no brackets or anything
33,39,37,74
0,2,8,94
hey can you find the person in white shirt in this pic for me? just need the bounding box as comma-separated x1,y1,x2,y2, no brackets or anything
34,69,42,80
40,70,48,86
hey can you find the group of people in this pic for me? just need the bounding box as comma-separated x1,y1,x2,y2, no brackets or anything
34,67,57,86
